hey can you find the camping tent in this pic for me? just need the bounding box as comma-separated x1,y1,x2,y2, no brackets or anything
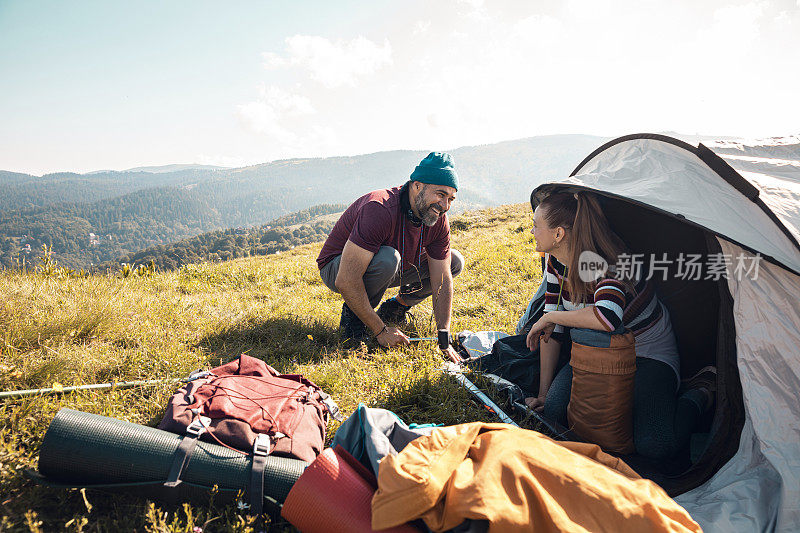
529,133,800,532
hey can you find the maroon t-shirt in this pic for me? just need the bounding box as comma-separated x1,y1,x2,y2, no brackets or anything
316,186,450,271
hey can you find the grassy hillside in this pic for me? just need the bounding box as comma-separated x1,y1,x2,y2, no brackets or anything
0,204,541,532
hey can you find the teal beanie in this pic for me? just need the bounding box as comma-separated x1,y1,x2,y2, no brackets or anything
409,152,459,191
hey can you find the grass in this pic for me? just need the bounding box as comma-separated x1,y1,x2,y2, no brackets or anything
0,203,542,532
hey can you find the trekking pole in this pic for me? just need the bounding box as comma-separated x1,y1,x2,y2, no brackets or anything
441,365,571,437
442,363,519,427
0,370,212,400
511,400,574,439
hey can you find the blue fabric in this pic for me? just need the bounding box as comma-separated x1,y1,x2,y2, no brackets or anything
409,152,459,191
331,404,435,476
543,364,572,426
594,299,624,319
569,325,625,347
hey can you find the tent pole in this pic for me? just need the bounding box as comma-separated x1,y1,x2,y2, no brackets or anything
0,371,212,400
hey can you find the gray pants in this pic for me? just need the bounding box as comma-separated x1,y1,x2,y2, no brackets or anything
319,246,464,308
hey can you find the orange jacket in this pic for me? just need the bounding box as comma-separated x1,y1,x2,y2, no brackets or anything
372,423,701,533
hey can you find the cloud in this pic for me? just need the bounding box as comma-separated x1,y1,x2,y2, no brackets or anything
234,0,800,164
701,1,766,50
413,20,431,34
263,35,392,88
236,85,315,139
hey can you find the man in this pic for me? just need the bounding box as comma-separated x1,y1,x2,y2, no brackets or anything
317,152,464,363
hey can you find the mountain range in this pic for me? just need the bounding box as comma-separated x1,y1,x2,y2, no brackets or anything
2,133,751,270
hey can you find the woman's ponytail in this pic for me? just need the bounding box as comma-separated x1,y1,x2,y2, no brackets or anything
541,190,634,303
567,192,598,303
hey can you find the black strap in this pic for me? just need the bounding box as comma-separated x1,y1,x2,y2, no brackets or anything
164,416,208,488
249,434,271,515
438,329,450,351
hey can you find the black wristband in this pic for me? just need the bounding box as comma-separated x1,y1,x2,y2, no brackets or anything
438,330,450,351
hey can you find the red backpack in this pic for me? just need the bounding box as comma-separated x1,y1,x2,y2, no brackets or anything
158,354,340,463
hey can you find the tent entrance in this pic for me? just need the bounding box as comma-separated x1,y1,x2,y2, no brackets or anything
599,195,745,496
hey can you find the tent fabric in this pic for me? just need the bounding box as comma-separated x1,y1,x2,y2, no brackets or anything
555,137,800,274
515,278,546,334
675,239,800,531
709,137,800,247
371,422,701,533
529,134,800,532
456,330,510,359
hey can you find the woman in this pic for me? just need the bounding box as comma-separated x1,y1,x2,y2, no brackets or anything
525,190,714,460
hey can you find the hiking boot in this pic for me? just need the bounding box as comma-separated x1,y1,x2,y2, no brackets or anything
339,303,368,343
377,297,411,326
681,366,717,412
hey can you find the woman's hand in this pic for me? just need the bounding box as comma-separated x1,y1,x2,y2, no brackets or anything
526,315,556,351
525,395,546,412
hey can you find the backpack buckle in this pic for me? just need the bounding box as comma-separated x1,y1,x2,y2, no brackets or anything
253,433,271,456
186,415,211,437
186,370,213,382
322,396,343,422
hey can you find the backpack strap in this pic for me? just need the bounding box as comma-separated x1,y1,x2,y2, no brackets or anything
249,433,273,515
164,414,210,488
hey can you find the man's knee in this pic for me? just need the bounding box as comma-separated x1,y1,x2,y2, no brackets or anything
319,258,340,293
366,246,401,278
450,249,464,277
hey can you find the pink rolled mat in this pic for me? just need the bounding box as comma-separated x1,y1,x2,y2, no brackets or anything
281,446,419,533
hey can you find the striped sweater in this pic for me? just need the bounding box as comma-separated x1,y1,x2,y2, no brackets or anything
543,253,681,382
544,254,663,336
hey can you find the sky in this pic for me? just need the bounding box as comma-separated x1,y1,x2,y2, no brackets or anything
1,0,799,175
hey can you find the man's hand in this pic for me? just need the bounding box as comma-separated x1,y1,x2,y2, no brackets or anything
376,326,410,348
525,316,556,351
525,395,546,412
442,345,462,364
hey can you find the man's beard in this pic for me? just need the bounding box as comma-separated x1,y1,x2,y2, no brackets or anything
414,193,442,227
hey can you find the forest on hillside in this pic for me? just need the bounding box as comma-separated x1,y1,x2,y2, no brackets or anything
106,204,346,271
0,187,224,269
0,185,343,269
